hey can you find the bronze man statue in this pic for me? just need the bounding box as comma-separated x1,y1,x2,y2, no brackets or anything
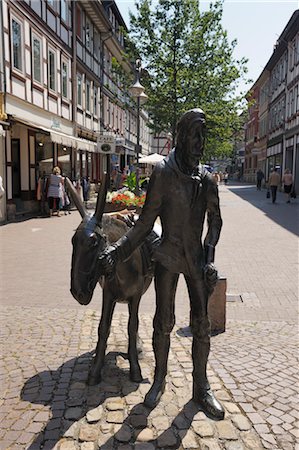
100,108,224,420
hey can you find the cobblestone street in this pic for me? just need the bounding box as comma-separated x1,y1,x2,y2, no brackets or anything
0,183,298,449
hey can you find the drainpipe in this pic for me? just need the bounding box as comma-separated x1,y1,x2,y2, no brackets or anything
71,1,77,180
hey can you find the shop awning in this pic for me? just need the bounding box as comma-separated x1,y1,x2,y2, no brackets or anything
12,117,97,152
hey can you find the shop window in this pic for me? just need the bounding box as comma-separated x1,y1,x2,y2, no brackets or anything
36,135,54,176
58,145,71,178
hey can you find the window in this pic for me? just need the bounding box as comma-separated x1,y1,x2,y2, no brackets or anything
62,61,68,98
94,31,101,60
85,19,92,51
61,0,67,22
86,80,91,112
76,4,82,39
77,73,82,106
94,87,98,116
32,35,42,83
47,0,55,9
48,48,56,91
12,18,23,71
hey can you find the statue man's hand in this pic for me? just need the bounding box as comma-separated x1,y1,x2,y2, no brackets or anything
204,263,218,291
98,245,118,276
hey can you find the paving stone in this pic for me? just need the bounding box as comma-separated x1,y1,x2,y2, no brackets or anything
192,420,214,438
241,431,264,449
224,442,246,450
64,408,83,420
135,428,154,441
106,411,124,424
200,439,222,450
223,402,241,414
86,406,103,423
78,424,99,442
115,424,132,443
129,414,148,429
133,443,156,450
247,412,266,425
156,428,177,448
231,414,251,431
80,443,96,450
216,420,238,440
151,415,169,431
58,440,79,450
106,400,124,411
179,429,199,448
100,423,113,434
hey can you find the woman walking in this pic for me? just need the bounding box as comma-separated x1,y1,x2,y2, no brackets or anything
47,166,63,216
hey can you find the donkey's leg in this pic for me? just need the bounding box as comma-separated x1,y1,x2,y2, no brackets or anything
128,295,143,383
88,288,116,386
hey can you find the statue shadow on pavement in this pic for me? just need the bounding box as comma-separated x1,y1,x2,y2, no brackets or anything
98,399,199,449
21,349,203,449
21,350,147,450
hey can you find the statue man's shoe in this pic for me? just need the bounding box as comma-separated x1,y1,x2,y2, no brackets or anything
193,388,225,420
144,380,166,409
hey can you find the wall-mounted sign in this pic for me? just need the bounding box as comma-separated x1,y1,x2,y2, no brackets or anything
97,134,116,154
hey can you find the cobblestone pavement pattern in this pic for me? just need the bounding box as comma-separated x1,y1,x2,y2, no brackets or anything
0,183,298,449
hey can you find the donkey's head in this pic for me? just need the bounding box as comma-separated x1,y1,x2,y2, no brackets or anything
66,176,109,305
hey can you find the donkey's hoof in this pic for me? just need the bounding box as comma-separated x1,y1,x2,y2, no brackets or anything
130,369,143,383
88,374,101,386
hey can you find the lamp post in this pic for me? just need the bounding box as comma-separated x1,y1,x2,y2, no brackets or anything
129,59,148,195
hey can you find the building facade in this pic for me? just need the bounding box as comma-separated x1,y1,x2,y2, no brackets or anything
1,0,152,222
245,10,299,190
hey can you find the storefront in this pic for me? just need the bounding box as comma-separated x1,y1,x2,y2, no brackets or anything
266,142,282,180
5,118,98,219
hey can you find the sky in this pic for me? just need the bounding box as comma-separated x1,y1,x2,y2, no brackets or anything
116,0,299,96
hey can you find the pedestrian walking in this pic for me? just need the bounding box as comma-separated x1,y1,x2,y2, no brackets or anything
47,166,63,216
256,169,264,191
81,176,90,204
282,168,293,203
99,108,224,420
268,168,280,204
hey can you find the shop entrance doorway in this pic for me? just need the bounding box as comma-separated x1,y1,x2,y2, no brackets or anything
12,139,21,198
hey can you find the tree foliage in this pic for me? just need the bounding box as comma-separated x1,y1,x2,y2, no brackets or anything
127,0,249,159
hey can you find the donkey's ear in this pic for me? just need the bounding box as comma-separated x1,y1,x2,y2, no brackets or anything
94,173,108,224
65,177,87,218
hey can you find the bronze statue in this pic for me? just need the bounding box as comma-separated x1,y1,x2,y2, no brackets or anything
99,108,225,420
67,177,160,386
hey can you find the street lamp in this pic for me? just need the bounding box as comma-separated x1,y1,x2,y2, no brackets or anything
129,59,148,195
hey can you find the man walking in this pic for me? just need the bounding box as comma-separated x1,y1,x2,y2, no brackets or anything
268,168,281,203
256,169,264,190
99,109,224,420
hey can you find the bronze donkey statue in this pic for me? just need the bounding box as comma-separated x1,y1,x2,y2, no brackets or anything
66,176,160,385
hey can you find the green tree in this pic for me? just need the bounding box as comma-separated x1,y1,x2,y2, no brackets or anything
128,0,249,159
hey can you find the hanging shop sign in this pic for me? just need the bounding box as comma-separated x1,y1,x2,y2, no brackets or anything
97,134,116,154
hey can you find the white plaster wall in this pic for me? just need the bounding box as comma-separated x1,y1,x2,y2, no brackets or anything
12,78,26,100
48,97,58,114
32,90,44,108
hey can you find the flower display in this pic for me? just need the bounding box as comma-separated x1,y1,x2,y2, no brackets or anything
106,189,146,208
